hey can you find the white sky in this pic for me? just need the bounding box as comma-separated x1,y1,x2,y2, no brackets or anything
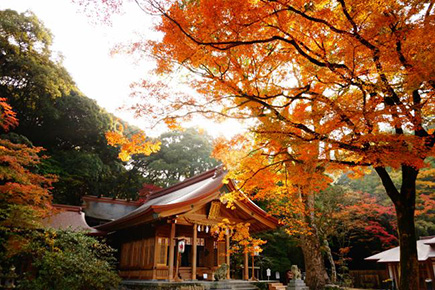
0,0,245,138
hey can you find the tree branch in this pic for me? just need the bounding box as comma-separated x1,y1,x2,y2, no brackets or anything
374,167,399,203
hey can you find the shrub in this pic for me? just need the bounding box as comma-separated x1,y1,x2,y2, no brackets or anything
18,230,120,290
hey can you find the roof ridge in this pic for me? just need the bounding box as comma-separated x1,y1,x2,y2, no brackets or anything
82,195,142,205
420,235,435,240
53,204,82,213
146,166,224,201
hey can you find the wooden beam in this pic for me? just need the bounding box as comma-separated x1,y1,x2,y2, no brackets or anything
173,218,193,226
158,191,220,219
244,250,249,280
183,212,252,225
233,200,277,230
168,221,176,281
226,232,230,280
192,223,197,280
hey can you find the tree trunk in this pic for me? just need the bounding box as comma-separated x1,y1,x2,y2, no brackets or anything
300,233,328,290
324,239,337,284
376,166,419,290
297,181,328,290
396,165,419,290
395,198,419,290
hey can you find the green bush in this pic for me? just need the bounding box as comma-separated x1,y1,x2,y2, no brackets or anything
18,230,120,290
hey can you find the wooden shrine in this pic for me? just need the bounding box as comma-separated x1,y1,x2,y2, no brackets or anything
95,167,278,281
366,236,435,289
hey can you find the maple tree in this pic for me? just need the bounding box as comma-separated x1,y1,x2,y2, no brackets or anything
212,218,266,256
0,96,120,288
214,134,331,288
0,98,55,261
106,124,160,161
339,167,435,236
80,0,435,288
319,188,398,248
318,188,398,282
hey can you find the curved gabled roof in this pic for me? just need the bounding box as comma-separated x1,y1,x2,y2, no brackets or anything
424,237,435,245
96,167,278,232
96,167,226,231
82,195,141,222
43,204,104,236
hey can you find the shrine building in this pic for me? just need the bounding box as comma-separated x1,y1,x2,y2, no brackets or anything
92,167,279,281
366,236,435,289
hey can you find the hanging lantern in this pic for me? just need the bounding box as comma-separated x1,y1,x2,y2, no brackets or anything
198,225,201,232
205,225,209,233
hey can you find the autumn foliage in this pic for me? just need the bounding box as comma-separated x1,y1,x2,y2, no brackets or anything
105,124,160,161
0,100,55,230
334,192,398,248
0,99,56,263
211,218,266,256
213,134,328,234
0,98,18,132
79,0,435,288
143,1,434,288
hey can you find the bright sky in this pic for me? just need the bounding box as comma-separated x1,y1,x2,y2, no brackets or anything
0,0,245,138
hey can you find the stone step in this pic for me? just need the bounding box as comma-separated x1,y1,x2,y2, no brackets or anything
208,281,259,290
268,282,286,290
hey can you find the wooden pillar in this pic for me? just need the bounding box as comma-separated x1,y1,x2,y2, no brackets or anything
387,264,394,280
168,222,176,281
152,236,159,279
424,260,435,281
192,224,198,280
226,232,230,280
251,255,255,280
393,263,399,289
244,250,249,280
175,246,181,281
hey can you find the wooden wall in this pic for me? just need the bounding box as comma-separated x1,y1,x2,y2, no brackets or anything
120,238,154,269
349,269,388,289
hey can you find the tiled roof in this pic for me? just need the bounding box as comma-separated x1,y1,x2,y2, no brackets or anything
82,196,141,221
96,167,225,231
42,204,104,235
